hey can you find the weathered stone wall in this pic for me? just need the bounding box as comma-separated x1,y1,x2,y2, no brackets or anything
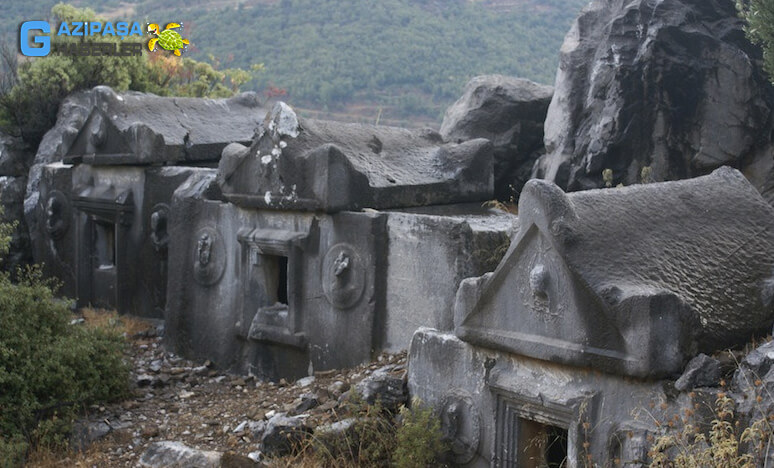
380,205,513,351
165,172,513,378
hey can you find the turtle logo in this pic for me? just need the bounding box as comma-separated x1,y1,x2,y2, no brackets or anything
147,23,189,56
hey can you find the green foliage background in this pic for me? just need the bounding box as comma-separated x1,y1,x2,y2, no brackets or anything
1,0,587,124
0,3,260,148
738,0,774,81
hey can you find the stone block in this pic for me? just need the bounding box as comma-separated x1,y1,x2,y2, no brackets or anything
441,75,553,201
218,102,494,212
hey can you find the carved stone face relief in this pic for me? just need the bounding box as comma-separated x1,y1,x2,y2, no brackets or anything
322,243,365,309
45,191,71,240
197,233,212,266
518,230,564,323
529,264,549,298
193,227,226,286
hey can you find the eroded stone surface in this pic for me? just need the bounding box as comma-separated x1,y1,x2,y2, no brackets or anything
407,328,667,467
24,86,264,296
674,354,722,391
455,167,774,378
165,184,513,378
61,87,264,166
260,414,312,457
139,441,222,468
441,75,553,201
533,0,774,202
218,102,494,212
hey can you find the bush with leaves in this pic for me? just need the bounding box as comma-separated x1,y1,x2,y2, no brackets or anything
393,400,446,468
0,218,130,464
0,2,262,149
738,0,774,82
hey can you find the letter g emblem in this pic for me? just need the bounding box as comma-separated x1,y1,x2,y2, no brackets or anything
20,21,50,57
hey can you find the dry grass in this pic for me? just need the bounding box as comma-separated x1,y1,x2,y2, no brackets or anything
646,337,774,468
25,439,114,468
483,199,518,214
79,307,154,337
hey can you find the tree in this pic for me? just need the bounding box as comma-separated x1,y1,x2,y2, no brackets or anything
0,3,263,148
737,0,774,81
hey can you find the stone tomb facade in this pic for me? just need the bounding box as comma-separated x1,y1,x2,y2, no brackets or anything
164,103,513,379
408,168,774,466
32,88,264,317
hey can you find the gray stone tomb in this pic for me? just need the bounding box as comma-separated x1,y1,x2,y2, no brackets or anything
217,102,494,212
456,166,774,378
164,102,513,379
409,167,774,467
31,87,264,318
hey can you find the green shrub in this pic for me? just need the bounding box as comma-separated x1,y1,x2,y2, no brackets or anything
737,0,774,83
393,399,445,468
308,393,397,467
0,222,129,463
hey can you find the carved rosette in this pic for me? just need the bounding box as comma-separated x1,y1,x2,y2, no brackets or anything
193,226,226,286
439,391,481,464
322,243,365,309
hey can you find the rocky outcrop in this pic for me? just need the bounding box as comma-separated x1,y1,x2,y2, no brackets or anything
441,75,553,201
533,0,774,202
23,88,99,256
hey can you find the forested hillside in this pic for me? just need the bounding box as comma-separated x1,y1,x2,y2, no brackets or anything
2,0,587,125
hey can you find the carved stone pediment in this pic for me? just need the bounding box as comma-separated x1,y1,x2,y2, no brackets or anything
455,167,774,378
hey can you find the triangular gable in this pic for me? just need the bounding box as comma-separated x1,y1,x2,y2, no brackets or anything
64,109,134,163
455,221,631,369
453,179,697,378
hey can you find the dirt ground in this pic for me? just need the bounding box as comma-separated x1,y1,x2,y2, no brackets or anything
25,314,407,467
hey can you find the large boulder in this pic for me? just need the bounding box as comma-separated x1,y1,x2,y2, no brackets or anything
533,0,774,202
441,75,553,201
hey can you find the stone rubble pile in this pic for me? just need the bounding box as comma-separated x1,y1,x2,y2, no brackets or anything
70,322,408,466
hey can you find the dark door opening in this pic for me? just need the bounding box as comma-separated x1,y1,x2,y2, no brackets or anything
518,418,568,468
276,255,288,305
94,221,115,268
263,254,288,306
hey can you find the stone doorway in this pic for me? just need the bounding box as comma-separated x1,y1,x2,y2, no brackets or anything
89,219,117,308
518,418,568,468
